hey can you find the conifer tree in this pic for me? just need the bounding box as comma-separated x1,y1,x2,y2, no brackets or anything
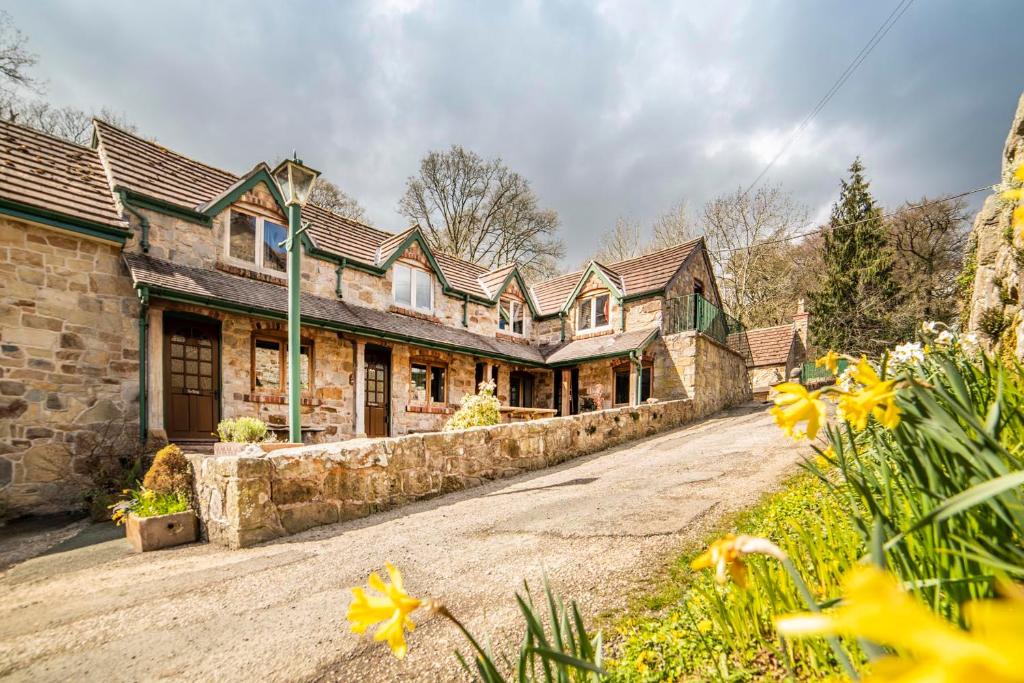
809,158,902,355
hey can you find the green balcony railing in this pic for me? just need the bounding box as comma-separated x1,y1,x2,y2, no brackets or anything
663,294,751,364
800,358,849,386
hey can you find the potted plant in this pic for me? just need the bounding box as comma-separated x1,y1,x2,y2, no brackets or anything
112,444,198,552
213,417,299,456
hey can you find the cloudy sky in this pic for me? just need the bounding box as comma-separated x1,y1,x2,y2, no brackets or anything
7,1,1024,264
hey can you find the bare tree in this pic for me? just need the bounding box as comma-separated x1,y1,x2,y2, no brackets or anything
0,11,36,89
309,177,367,221
651,200,697,249
702,185,808,327
886,196,970,325
397,145,564,280
591,217,644,264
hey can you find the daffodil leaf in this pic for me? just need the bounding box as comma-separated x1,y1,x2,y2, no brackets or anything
530,646,606,674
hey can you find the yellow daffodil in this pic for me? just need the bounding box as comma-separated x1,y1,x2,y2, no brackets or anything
814,445,836,468
837,358,900,431
1014,205,1024,231
692,534,786,589
347,563,423,659
1015,164,1024,182
776,566,1024,683
815,350,843,374
692,534,747,587
1001,188,1024,202
771,383,828,440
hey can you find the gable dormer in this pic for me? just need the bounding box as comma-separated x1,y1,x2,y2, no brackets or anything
561,261,624,337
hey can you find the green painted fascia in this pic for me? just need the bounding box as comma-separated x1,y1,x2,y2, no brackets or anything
491,268,541,318
117,188,212,226
559,262,624,316
200,167,288,220
621,288,665,303
140,285,547,368
0,197,131,244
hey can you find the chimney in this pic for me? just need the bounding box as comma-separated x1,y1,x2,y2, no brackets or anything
793,298,810,350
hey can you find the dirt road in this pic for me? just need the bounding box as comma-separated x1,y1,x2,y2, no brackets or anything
0,404,805,682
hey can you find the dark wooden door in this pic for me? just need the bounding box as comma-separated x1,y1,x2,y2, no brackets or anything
552,368,562,416
365,345,390,437
569,367,580,415
165,318,220,440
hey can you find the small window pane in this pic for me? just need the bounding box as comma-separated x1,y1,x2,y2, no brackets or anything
614,369,630,405
411,364,428,402
254,339,281,388
640,367,652,402
414,270,432,310
394,265,412,307
185,345,198,360
578,298,592,330
300,344,312,389
512,302,524,335
185,375,198,390
595,294,609,327
229,212,257,262
499,300,510,330
170,358,184,373
430,366,445,403
263,221,287,272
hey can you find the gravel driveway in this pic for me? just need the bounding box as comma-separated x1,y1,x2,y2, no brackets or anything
0,404,806,682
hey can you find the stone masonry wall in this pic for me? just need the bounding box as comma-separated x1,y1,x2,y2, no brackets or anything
190,398,696,548
657,331,751,414
0,217,140,517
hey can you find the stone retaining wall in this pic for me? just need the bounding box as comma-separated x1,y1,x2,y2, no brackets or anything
191,398,698,548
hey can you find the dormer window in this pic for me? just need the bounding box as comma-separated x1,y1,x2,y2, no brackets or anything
577,293,610,331
393,263,433,312
499,298,525,335
227,211,287,273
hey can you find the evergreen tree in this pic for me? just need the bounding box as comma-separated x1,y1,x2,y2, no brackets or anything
809,158,902,356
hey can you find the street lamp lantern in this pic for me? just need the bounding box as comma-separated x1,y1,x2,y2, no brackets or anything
272,155,320,207
271,155,320,444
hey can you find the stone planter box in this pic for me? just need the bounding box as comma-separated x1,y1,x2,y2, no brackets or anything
126,510,198,552
212,442,303,457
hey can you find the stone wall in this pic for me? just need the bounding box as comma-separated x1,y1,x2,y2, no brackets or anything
658,331,751,415
190,398,696,548
967,92,1024,360
0,217,140,517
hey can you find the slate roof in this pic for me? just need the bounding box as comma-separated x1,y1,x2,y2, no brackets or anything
530,238,704,315
745,324,799,367
542,326,659,365
0,119,126,229
124,254,547,365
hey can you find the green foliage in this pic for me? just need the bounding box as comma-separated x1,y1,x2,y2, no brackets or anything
809,158,903,355
608,474,863,681
452,579,603,682
977,305,1010,341
142,444,192,495
111,488,189,525
216,416,269,443
445,382,501,431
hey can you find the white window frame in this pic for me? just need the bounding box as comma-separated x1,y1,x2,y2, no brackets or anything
577,293,611,332
499,298,525,336
393,263,434,313
224,210,289,275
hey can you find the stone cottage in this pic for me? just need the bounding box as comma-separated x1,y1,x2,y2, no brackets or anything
0,118,750,517
744,301,809,400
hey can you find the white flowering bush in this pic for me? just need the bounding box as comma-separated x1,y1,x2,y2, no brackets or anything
443,381,501,431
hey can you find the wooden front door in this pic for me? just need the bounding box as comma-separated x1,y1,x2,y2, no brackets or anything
569,367,580,415
364,345,390,438
165,318,220,440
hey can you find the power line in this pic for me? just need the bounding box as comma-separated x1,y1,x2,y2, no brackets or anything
742,0,916,197
709,185,990,255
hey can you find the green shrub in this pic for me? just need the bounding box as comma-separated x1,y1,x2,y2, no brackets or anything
216,416,269,443
142,444,192,494
444,381,501,431
111,488,189,525
977,305,1010,341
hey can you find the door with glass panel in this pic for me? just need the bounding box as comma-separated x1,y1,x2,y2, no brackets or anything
164,317,220,440
364,345,391,437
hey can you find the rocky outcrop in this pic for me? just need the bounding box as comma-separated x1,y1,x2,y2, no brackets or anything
967,92,1024,360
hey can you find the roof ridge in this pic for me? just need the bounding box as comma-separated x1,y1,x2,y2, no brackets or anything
93,118,239,181
1,117,99,154
606,236,703,270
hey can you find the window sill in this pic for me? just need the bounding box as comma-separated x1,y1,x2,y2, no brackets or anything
388,305,441,324
243,392,321,407
573,327,614,340
406,404,454,415
216,260,287,286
